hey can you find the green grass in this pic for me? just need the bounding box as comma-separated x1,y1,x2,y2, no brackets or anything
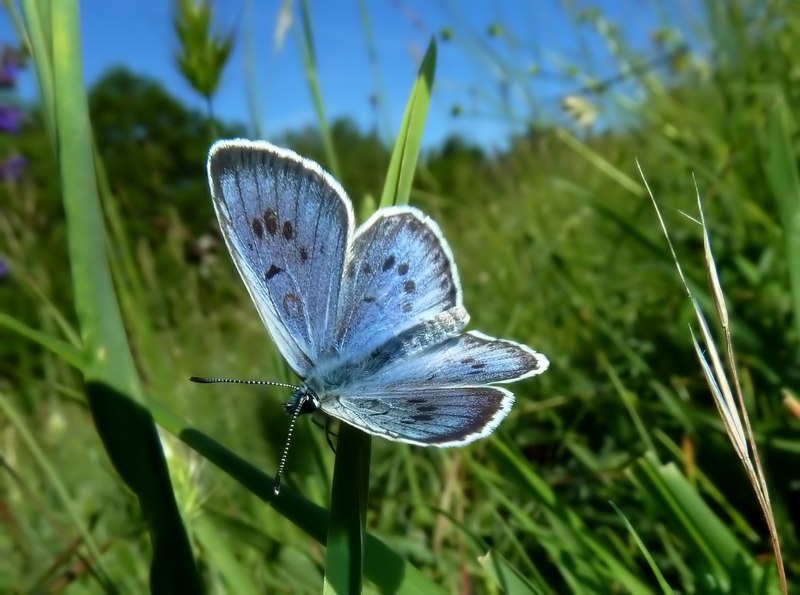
1,0,798,592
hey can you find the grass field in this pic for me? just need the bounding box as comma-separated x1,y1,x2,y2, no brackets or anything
1,0,798,592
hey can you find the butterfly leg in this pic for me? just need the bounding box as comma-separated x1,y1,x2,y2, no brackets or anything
325,418,338,453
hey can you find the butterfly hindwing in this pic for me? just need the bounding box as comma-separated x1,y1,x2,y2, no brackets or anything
334,207,462,364
321,330,548,443
208,140,354,376
323,386,514,446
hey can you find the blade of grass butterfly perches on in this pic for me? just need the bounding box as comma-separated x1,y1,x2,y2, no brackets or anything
194,140,549,498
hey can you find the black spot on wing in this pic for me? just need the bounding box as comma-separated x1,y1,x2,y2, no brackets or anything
403,280,415,294
283,220,294,240
299,246,309,262
264,208,278,235
382,255,396,272
402,302,413,313
265,264,283,280
252,217,264,239
397,262,409,275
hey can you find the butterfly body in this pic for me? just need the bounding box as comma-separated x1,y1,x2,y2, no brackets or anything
207,139,549,447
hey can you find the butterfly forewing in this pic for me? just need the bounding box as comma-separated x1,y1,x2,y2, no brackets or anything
208,140,354,376
334,207,462,365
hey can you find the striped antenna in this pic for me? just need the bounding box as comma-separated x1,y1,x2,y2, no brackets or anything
189,376,299,390
273,392,314,496
190,375,312,496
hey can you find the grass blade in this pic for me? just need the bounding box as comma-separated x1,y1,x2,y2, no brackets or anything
322,38,437,592
478,550,544,595
323,424,371,594
380,38,437,208
0,313,82,369
629,453,753,586
491,440,651,594
765,95,800,351
192,513,260,595
297,0,340,178
609,501,671,593
641,162,787,592
357,0,392,141
27,0,203,590
0,391,112,590
163,413,443,593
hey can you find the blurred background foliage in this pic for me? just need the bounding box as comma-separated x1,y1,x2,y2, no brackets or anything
1,0,799,592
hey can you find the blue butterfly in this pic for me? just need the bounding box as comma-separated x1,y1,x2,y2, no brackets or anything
200,139,549,489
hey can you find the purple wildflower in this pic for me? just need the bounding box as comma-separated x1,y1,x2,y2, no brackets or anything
0,105,23,133
0,154,26,182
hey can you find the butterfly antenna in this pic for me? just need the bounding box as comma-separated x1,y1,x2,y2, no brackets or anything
273,394,309,496
189,376,299,390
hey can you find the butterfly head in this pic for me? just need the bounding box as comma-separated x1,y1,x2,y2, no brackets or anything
284,385,320,416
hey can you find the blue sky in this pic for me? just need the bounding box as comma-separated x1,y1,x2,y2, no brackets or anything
2,0,701,149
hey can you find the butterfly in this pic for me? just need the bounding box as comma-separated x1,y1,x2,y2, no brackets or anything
197,139,549,492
